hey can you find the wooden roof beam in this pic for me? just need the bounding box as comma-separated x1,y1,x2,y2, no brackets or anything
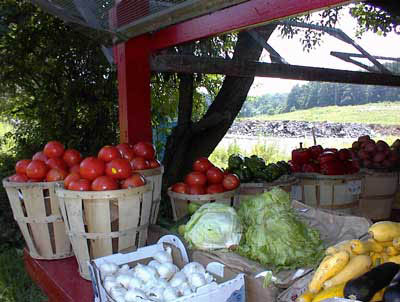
150,54,400,87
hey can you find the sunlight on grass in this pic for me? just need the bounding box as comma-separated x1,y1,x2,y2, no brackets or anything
252,102,400,125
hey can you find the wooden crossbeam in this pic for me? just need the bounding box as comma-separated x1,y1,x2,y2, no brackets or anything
150,55,400,87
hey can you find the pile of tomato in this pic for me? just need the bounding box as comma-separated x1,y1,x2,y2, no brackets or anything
9,140,161,191
170,157,240,195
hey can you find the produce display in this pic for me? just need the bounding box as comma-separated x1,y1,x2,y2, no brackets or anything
8,140,161,191
182,203,242,250
98,248,216,302
297,221,400,302
170,157,240,195
351,135,400,171
226,154,291,183
289,143,360,175
237,188,324,271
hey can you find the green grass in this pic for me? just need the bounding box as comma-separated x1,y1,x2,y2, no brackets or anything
251,102,400,125
0,246,46,302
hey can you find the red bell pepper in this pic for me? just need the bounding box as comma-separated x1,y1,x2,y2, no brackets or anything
291,143,312,165
309,145,323,160
320,160,346,175
318,151,338,165
338,149,351,161
302,162,320,173
288,160,302,173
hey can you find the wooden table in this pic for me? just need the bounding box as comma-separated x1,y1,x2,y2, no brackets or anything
23,249,93,302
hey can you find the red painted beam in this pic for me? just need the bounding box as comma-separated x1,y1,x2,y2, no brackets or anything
116,35,153,145
150,0,353,50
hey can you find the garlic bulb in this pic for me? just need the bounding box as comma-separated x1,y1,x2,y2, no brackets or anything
146,286,164,302
157,263,179,280
153,247,173,264
169,271,187,288
116,273,134,289
134,263,158,282
177,282,192,296
126,276,143,290
181,262,206,278
148,260,162,270
110,286,127,299
204,272,214,284
124,288,148,302
104,279,118,293
163,286,179,301
118,264,130,274
188,272,207,289
99,261,119,277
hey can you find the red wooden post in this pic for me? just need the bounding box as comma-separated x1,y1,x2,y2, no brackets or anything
115,35,153,145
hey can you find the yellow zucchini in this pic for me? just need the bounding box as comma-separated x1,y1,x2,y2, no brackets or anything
351,239,383,254
388,255,400,264
296,290,314,302
369,221,400,242
370,287,386,302
386,246,400,256
325,240,353,255
311,283,345,302
308,251,350,294
322,255,372,289
393,237,400,250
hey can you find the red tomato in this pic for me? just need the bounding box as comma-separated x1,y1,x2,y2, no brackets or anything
206,166,224,184
15,159,31,175
46,157,68,171
26,160,48,181
148,159,161,169
91,176,119,191
121,173,146,189
184,171,207,186
192,157,213,173
79,157,105,180
64,172,80,188
43,141,65,158
105,158,132,180
9,173,28,182
171,182,189,194
68,179,91,191
69,164,81,174
116,143,135,161
32,151,48,162
222,174,240,191
130,157,150,170
132,141,156,160
188,184,206,195
206,184,225,194
63,149,82,167
98,146,121,162
46,168,68,182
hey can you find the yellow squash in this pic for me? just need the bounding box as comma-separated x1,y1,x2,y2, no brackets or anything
322,254,372,289
351,239,383,254
388,255,400,264
386,246,400,256
311,283,345,302
296,290,314,302
325,240,353,256
369,221,400,242
308,251,350,294
393,237,400,250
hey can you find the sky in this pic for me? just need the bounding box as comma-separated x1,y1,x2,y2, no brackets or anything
248,8,400,96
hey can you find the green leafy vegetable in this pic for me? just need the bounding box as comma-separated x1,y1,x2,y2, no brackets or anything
237,187,324,271
184,203,242,250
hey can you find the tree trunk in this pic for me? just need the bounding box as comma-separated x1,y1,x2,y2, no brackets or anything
162,24,277,193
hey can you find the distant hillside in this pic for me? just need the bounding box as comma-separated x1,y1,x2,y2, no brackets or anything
249,102,400,126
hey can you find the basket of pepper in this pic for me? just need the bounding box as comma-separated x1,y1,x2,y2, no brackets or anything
226,154,297,202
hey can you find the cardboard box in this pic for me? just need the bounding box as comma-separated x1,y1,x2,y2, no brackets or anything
88,235,245,302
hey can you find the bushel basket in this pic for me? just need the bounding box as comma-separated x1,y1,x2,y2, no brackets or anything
2,178,73,260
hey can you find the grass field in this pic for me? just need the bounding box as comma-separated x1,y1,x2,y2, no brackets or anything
251,102,400,125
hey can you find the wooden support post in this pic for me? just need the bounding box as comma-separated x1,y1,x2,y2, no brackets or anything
115,35,153,144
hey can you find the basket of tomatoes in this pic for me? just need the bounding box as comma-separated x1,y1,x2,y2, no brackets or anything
55,142,160,280
167,157,240,221
2,140,80,260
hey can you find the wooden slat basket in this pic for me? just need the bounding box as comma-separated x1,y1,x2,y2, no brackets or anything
133,166,164,224
2,178,73,260
238,176,298,202
168,188,239,221
291,173,364,215
359,170,399,220
56,183,153,280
